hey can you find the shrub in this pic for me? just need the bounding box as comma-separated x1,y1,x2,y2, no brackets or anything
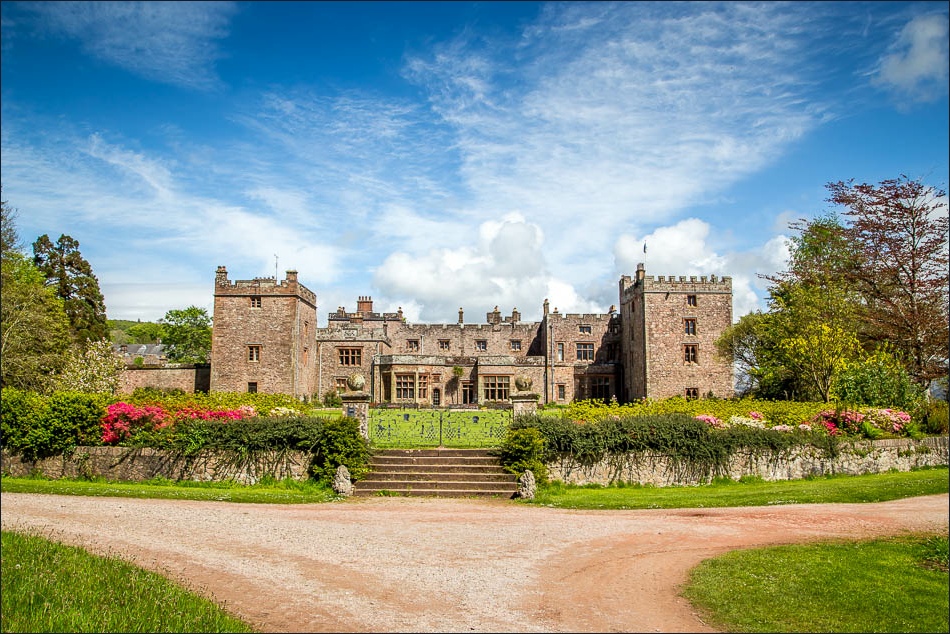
322,390,343,408
498,427,548,485
310,417,371,482
1,390,109,460
920,400,949,435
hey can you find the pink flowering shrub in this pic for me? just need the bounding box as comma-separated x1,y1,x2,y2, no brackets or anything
863,408,912,435
810,409,862,436
172,406,248,423
101,402,169,444
695,414,725,429
747,411,764,420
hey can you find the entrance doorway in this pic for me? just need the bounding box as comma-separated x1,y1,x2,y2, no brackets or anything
432,388,441,406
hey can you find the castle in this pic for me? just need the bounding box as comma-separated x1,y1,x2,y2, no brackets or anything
208,264,734,404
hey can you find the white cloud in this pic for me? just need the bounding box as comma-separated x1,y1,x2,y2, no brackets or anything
25,1,236,90
875,13,949,102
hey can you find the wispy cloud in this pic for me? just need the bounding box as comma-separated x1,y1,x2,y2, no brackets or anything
23,1,236,90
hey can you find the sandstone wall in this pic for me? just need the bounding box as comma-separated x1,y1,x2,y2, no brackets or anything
117,365,210,394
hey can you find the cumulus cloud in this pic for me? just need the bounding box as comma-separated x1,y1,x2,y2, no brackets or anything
24,1,236,90
875,13,949,102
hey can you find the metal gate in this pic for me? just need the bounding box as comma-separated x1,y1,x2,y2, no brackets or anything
368,408,511,448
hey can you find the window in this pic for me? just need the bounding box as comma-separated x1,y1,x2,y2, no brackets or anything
556,342,565,362
687,294,697,306
557,384,566,400
684,318,696,335
685,387,699,400
475,339,487,352
438,339,451,351
684,344,698,363
395,374,415,399
577,343,595,361
609,322,620,334
606,343,619,361
338,348,362,366
590,377,611,400
417,375,428,399
579,325,592,334
335,377,348,391
461,381,475,404
406,339,420,352
250,296,262,308
510,339,522,351
482,375,510,401
248,345,261,362
247,382,258,393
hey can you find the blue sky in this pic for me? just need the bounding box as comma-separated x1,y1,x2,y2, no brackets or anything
2,1,947,326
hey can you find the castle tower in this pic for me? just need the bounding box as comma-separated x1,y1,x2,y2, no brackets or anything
619,263,733,400
210,267,317,399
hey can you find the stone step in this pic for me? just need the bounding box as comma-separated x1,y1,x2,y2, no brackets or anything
361,471,517,483
353,448,518,498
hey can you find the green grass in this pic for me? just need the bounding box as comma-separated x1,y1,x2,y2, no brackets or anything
683,533,950,633
0,474,340,504
526,467,950,509
368,408,511,448
1,530,256,633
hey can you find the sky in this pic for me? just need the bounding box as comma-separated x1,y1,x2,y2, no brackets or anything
1,1,948,327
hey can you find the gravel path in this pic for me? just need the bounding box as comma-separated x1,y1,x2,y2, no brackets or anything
2,492,947,633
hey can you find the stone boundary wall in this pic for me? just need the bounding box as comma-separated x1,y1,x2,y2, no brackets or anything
1,446,310,485
118,365,211,394
547,436,949,487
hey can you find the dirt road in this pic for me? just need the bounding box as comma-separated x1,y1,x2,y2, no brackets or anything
2,492,947,633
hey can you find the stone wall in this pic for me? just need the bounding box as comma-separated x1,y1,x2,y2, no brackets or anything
547,436,949,486
1,446,310,485
118,364,210,394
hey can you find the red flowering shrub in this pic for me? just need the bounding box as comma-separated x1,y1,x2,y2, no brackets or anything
101,402,169,444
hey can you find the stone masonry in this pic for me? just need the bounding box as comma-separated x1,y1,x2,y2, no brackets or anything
210,263,733,405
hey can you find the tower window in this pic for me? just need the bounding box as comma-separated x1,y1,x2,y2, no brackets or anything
685,387,699,399
577,343,595,361
684,318,696,335
248,345,261,362
475,340,487,352
684,344,698,364
250,296,262,308
686,294,697,306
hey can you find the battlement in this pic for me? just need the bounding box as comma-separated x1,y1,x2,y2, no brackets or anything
214,266,316,306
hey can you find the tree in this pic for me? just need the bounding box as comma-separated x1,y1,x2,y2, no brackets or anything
1,248,71,392
160,306,212,364
827,175,949,386
1,192,22,256
715,311,793,398
127,322,165,344
54,339,126,394
32,234,109,344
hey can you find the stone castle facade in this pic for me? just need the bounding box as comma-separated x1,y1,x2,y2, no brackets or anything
209,264,734,404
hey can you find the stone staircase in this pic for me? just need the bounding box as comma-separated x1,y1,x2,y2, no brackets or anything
352,448,519,498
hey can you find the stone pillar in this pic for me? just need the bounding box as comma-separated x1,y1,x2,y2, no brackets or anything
511,374,539,418
341,372,370,439
510,393,539,418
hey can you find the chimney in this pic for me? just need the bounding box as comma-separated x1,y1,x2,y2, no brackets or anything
458,307,464,324
636,262,645,283
215,265,228,286
285,269,298,283
487,306,501,325
510,307,520,323
543,299,550,317
357,296,373,313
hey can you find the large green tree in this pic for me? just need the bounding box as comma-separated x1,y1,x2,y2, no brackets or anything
827,175,949,386
32,234,109,344
160,306,212,364
1,201,71,391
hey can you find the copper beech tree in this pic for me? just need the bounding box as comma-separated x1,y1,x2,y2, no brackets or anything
827,175,949,386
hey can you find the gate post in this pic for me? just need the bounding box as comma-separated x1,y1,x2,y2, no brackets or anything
341,373,371,440
511,375,539,419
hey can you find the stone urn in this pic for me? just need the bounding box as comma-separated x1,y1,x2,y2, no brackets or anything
346,372,366,392
514,375,533,392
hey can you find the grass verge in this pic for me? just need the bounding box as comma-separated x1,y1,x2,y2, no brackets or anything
525,466,949,509
0,474,339,504
682,533,950,633
1,530,256,633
